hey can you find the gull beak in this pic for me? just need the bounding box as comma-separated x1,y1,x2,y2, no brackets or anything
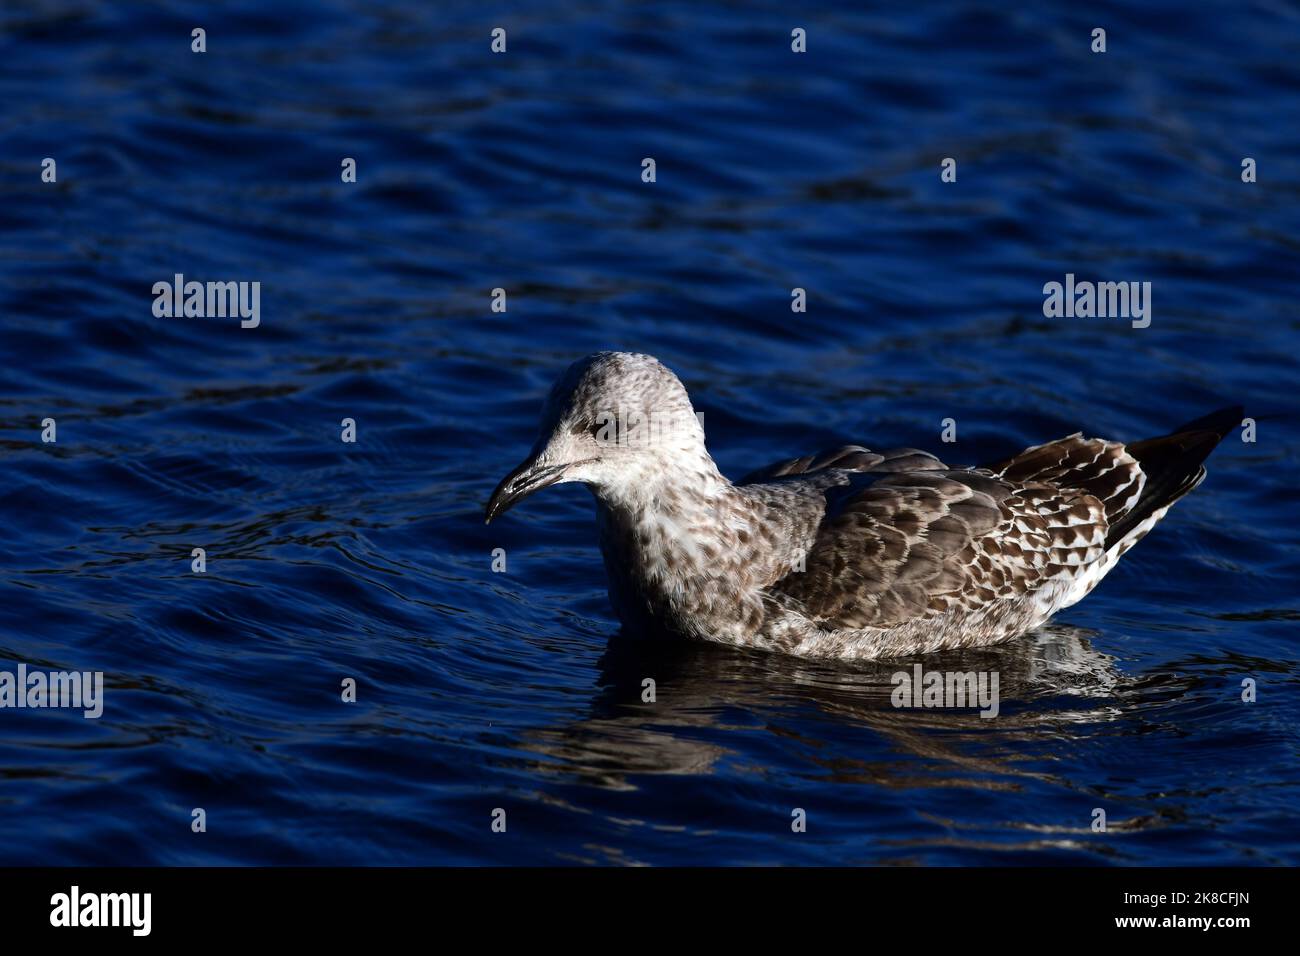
485,455,572,524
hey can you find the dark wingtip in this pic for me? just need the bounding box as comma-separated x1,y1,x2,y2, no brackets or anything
1104,405,1243,551
1164,405,1245,440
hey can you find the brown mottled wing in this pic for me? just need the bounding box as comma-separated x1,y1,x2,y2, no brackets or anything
771,470,1108,630
984,434,1145,527
739,445,947,484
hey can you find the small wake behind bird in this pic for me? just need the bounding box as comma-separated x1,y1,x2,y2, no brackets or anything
486,352,1239,660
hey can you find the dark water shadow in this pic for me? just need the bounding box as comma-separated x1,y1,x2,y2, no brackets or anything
516,624,1129,791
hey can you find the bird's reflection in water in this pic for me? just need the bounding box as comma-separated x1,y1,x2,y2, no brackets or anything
519,624,1128,792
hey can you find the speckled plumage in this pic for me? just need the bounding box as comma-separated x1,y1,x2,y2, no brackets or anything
486,352,1238,660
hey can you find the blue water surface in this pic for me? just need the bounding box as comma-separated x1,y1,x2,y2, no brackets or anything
0,0,1298,865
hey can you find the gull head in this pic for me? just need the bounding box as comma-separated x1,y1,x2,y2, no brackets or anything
485,351,708,523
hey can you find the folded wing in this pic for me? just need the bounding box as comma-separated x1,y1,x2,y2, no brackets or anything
770,470,1108,630
740,444,946,483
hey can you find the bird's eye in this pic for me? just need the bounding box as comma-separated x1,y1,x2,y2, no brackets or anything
589,415,619,446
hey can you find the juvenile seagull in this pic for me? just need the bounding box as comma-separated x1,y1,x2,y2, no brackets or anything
486,352,1238,660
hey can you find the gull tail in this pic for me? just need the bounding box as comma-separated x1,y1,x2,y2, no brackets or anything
985,405,1242,558
1103,405,1242,551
